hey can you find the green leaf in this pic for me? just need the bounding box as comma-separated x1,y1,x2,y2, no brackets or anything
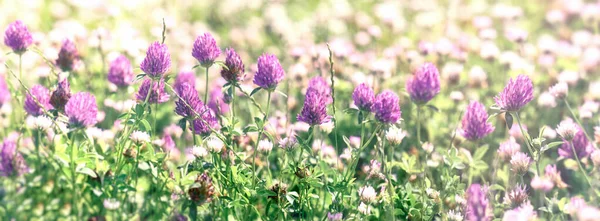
473,145,488,160
452,162,466,170
487,112,499,122
343,108,358,115
505,112,513,129
214,61,228,70
140,119,152,132
163,75,172,83
342,136,351,148
275,90,287,98
77,167,97,178
243,125,259,133
426,104,439,112
134,104,145,116
541,141,564,153
135,74,146,81
178,118,187,131
472,160,489,170
489,184,505,191
138,161,150,170
250,87,261,97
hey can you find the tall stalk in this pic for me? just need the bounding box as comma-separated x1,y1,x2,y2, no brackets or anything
204,67,209,103
564,100,595,147
69,131,79,218
252,90,272,188
513,112,540,175
569,140,593,188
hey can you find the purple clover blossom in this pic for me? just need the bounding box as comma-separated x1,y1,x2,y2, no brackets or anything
352,83,375,112
56,39,80,72
307,77,332,104
253,53,285,90
406,62,440,104
373,90,402,124
50,78,71,111
297,89,330,126
191,104,220,136
140,41,171,78
221,48,245,83
327,212,343,221
0,75,10,107
192,33,221,67
208,86,229,116
174,71,196,95
24,85,53,116
175,83,202,119
465,184,492,221
461,101,495,141
494,75,534,112
4,20,33,54
558,130,593,159
136,79,170,104
0,139,29,177
107,55,134,87
64,92,98,128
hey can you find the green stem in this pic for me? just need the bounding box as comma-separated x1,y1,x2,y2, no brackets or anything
18,54,22,85
204,67,209,103
231,85,236,128
565,100,595,148
35,129,42,161
513,112,541,175
382,128,395,220
416,105,423,150
69,131,79,219
569,140,594,188
191,119,197,146
252,91,272,188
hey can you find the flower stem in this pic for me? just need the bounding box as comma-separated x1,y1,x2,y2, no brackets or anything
513,112,540,175
564,99,595,148
569,140,593,188
416,105,422,146
69,131,79,219
18,54,22,84
381,128,396,220
204,66,209,103
252,90,272,188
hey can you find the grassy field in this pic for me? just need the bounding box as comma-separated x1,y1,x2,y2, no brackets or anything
1,0,600,220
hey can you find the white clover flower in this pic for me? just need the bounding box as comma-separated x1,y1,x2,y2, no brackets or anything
556,120,579,141
26,115,53,130
192,145,208,158
385,126,406,146
510,152,531,175
448,209,464,221
103,198,121,210
455,194,467,206
549,82,568,99
257,139,273,153
426,188,439,200
422,142,434,154
340,148,351,160
319,121,334,134
591,150,600,166
537,92,556,108
130,130,150,144
449,91,464,102
358,186,377,203
205,136,224,153
358,202,371,215
278,136,297,151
